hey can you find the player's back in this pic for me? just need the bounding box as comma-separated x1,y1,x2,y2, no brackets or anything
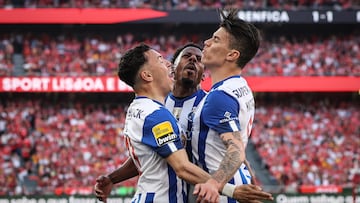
124,96,186,203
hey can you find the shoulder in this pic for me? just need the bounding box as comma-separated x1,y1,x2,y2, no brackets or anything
129,97,167,119
213,76,252,99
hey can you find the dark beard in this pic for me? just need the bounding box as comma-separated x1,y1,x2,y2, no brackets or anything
181,78,195,87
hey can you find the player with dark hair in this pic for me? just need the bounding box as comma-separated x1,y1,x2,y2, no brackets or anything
165,43,207,161
189,9,263,202
94,42,273,203
112,43,220,202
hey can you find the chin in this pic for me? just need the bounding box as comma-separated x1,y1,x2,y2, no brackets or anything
181,78,195,86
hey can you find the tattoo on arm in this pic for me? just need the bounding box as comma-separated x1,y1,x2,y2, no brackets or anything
212,131,244,184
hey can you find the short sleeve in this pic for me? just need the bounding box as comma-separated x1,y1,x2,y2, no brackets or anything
142,108,183,158
202,90,241,134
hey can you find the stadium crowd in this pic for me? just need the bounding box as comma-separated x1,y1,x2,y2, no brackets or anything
0,31,359,77
251,94,360,191
0,94,358,195
0,0,357,10
0,95,134,195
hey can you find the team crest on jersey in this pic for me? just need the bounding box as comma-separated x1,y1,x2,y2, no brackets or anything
172,107,182,120
220,111,239,123
152,121,177,146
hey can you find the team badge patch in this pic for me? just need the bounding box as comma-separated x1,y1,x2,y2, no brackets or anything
152,121,177,146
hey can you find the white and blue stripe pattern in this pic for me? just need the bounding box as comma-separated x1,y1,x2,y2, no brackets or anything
191,76,255,202
124,96,186,203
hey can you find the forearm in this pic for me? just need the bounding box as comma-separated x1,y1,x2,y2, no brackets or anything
211,132,245,186
167,150,222,191
107,157,139,184
177,162,212,185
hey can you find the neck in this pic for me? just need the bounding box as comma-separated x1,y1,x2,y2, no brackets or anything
172,84,199,98
209,64,242,85
136,86,167,104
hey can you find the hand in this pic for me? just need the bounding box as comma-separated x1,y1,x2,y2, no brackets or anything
233,184,273,203
94,175,113,203
193,179,220,203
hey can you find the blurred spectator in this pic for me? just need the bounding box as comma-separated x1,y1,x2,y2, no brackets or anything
245,34,360,76
0,95,132,195
0,36,14,76
251,94,359,190
1,31,359,77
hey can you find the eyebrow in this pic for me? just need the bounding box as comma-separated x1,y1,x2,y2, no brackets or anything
183,52,201,56
213,35,220,40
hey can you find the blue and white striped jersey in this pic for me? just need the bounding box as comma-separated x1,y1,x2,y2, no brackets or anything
191,76,255,202
124,96,186,203
165,89,207,160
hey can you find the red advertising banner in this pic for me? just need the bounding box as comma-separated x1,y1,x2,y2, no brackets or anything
0,76,359,92
0,9,358,24
0,8,167,24
201,76,360,92
299,185,343,194
0,76,133,92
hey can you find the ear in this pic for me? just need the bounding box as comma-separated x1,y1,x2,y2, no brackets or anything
226,50,240,62
139,70,153,82
201,73,205,81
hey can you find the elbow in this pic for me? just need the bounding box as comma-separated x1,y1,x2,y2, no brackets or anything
177,172,187,181
173,164,188,180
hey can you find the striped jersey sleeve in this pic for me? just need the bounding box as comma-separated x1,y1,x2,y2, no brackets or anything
124,96,186,203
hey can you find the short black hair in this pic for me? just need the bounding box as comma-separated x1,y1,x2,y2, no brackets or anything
219,9,261,69
117,44,151,88
171,43,202,64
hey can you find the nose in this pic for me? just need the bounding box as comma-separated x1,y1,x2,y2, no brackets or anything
189,54,197,62
204,39,210,47
165,60,172,68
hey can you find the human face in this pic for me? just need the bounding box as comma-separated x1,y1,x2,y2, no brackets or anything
143,49,174,96
202,27,232,69
174,47,204,87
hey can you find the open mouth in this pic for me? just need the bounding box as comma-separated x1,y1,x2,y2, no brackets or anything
184,64,196,71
